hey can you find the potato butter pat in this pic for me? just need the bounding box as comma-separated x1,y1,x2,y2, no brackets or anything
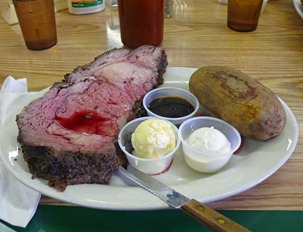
131,118,176,159
186,127,231,154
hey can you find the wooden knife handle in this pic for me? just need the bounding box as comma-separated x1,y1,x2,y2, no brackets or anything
181,199,251,232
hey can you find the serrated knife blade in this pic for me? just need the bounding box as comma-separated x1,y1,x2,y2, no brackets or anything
118,166,250,232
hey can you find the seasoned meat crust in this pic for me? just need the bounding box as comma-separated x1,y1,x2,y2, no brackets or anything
16,45,168,191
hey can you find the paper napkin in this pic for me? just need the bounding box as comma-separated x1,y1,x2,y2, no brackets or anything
0,76,41,228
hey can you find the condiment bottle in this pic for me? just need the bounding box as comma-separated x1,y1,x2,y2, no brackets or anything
67,0,105,15
118,0,164,49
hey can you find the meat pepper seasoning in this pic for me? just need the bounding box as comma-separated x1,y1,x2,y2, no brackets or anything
118,0,164,49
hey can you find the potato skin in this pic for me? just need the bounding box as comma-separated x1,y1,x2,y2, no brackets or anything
189,66,286,140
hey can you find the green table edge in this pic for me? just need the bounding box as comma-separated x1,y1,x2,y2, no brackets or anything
1,205,303,232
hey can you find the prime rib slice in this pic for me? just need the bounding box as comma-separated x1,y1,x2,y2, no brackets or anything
16,45,168,191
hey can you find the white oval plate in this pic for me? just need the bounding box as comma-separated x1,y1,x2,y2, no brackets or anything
0,67,298,210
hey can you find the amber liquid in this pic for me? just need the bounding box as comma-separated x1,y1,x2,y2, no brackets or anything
227,0,263,32
118,0,164,49
13,0,57,50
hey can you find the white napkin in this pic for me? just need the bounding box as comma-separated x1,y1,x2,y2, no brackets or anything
0,76,41,228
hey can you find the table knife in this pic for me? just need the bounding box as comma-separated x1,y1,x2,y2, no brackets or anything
118,166,250,232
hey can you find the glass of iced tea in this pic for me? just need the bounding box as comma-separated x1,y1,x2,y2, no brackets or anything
227,0,264,32
13,0,57,50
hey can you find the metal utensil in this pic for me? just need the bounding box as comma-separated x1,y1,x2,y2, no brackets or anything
118,166,250,232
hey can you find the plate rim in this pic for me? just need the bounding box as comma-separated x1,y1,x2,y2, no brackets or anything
294,0,303,19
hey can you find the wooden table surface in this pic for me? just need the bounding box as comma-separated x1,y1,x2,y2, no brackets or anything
0,0,302,211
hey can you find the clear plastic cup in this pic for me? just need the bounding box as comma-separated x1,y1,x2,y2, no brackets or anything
118,117,181,175
143,87,200,126
179,116,241,173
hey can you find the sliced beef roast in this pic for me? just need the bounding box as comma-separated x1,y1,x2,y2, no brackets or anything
16,45,168,191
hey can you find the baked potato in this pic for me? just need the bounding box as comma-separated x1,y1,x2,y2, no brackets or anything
189,66,286,140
